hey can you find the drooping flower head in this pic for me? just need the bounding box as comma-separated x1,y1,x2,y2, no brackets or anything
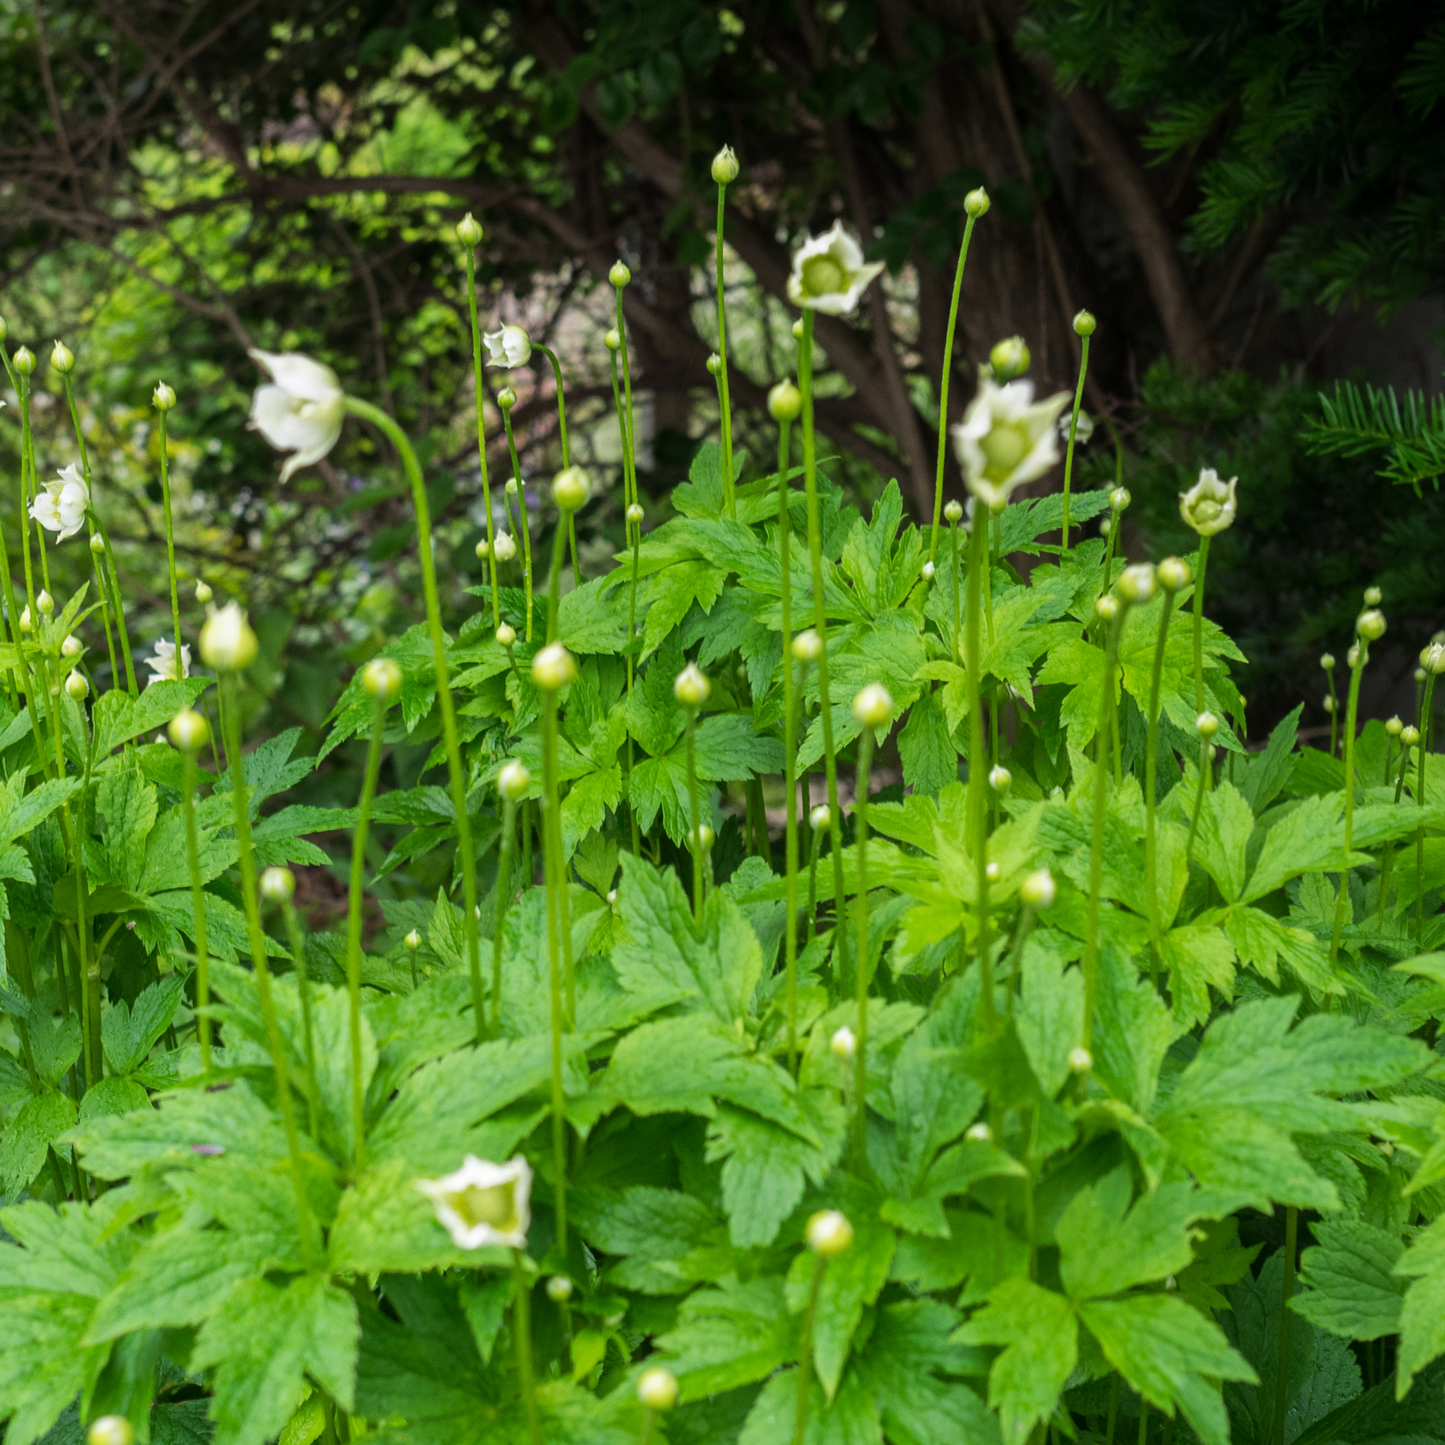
247,350,345,483
483,325,532,370
144,638,191,686
951,378,1070,512
31,463,89,542
416,1154,531,1250
1179,467,1238,537
786,221,884,316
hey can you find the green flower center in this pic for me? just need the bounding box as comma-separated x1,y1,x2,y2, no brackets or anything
978,422,1029,478
449,1182,517,1231
801,255,848,297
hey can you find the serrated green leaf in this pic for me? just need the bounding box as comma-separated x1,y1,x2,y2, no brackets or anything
1292,1218,1404,1341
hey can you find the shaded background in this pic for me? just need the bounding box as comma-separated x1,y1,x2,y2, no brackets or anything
2,0,1444,772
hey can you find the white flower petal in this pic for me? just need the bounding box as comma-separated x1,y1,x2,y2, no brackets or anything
247,349,342,405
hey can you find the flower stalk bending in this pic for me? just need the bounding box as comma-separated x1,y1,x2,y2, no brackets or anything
1060,311,1095,552
170,709,213,1069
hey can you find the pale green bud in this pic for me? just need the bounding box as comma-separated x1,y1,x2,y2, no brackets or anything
362,657,403,704
153,380,177,411
710,145,740,185
806,1209,854,1256
964,187,990,218
50,340,74,374
768,378,801,422
988,336,1030,381
609,260,631,288
457,212,484,247
260,866,295,903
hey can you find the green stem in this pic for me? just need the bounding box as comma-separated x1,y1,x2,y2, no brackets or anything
1192,535,1211,715
966,510,995,1031
853,725,874,1163
539,687,569,1252
615,288,638,511
91,514,137,695
512,1252,544,1445
464,248,501,628
793,1259,828,1445
929,213,980,563
715,184,736,519
1060,334,1091,554
1327,671,1339,758
342,397,484,1048
345,697,387,1167
1104,1375,1120,1445
1377,741,1412,930
797,312,850,988
1417,672,1437,947
492,796,516,1038
90,538,120,692
1144,592,1175,978
501,409,533,641
950,517,962,659
180,748,213,1069
1271,1207,1298,1445
1184,736,1211,864
1082,607,1125,1051
779,417,800,1067
154,406,183,662
683,705,704,924
536,345,570,467
220,672,317,1266
1329,647,1365,968
280,898,320,1141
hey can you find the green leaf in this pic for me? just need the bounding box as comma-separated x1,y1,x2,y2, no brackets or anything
1291,1218,1404,1342
1190,781,1254,902
0,1092,78,1196
897,688,958,798
1092,945,1173,1117
101,975,184,1076
190,1273,358,1445
654,1277,797,1400
1080,1294,1255,1445
1057,1176,1204,1300
91,680,210,758
1160,919,1237,1030
570,1185,732,1295
1014,942,1085,1098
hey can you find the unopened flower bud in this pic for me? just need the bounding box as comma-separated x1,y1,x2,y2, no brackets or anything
1320,652,1336,672
609,260,631,288
12,345,35,376
1357,609,1386,642
1109,486,1131,512
362,657,403,704
497,387,517,411
1117,563,1156,605
498,759,531,800
706,352,722,376
168,708,210,753
260,866,295,903
965,1122,992,1144
944,499,963,524
51,340,75,374
492,532,517,561
792,629,823,663
791,318,804,340
830,1025,856,1061
637,1367,679,1413
693,823,715,851
1322,695,1336,714
1402,725,1421,747
496,622,516,648
921,560,935,581
199,601,258,671
986,860,1001,882
852,682,892,729
806,1210,854,1256
1386,715,1404,737
988,336,1030,381
194,580,213,603
37,590,53,616
553,465,590,512
18,606,31,633
1196,711,1219,738
1068,1046,1093,1074
456,212,483,247
988,764,1011,793
65,669,88,700
1156,556,1191,593
1421,640,1445,675
546,1275,574,1302
153,380,177,411
61,634,82,658
532,643,577,692
1073,310,1097,338
768,378,801,422
964,187,991,218
711,144,740,185
1099,518,1112,538
90,533,105,555
1364,585,1382,606
674,663,711,708
810,804,831,831
604,328,621,352
1019,868,1056,909
475,538,490,559
1347,644,1361,669
1095,595,1119,623
626,502,644,525
88,1417,134,1445
404,928,422,951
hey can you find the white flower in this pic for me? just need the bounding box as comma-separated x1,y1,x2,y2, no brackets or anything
951,378,1071,512
1060,409,1095,445
199,602,258,672
786,221,884,316
31,463,90,542
483,325,532,369
144,638,191,686
248,350,345,483
416,1154,532,1250
1179,467,1238,537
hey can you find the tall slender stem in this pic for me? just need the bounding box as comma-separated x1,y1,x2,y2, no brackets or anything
966,511,995,1031
464,247,501,627
1417,671,1437,947
928,212,981,563
1060,333,1091,554
1082,606,1125,1051
715,184,737,519
1144,592,1175,977
220,672,317,1265
180,748,212,1069
536,345,570,467
512,1252,544,1445
1271,1207,1299,1445
793,1261,828,1445
539,688,569,1253
852,725,874,1162
501,409,533,641
492,796,516,1038
778,417,800,1066
1192,535,1211,714
154,404,183,661
91,515,137,695
797,312,849,987
1378,737,1413,929
1329,645,1365,968
345,696,387,1166
342,398,484,1047
280,898,320,1141
683,705,704,924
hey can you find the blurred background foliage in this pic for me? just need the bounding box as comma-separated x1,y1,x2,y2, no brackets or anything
2,0,1444,902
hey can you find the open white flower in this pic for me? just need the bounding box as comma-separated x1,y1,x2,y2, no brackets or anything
416,1154,531,1250
143,638,191,686
248,350,345,483
786,221,884,316
483,325,532,369
951,378,1070,512
1179,467,1238,537
31,463,89,542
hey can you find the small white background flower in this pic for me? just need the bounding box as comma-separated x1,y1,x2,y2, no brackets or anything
1179,467,1238,536
248,350,345,482
144,638,190,686
787,221,884,315
416,1154,531,1250
483,325,532,369
952,379,1070,511
31,463,89,542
